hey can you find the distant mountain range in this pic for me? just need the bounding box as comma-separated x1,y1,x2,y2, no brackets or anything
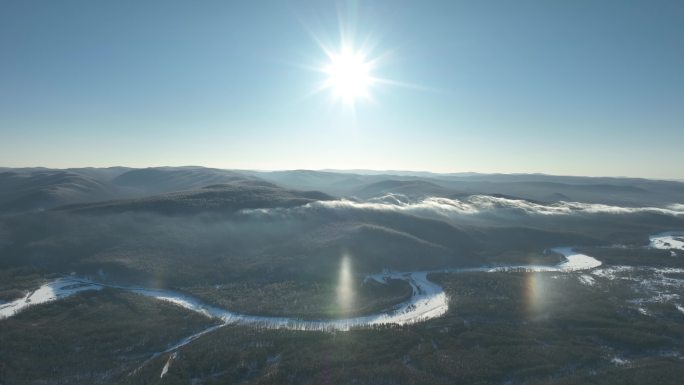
1,166,683,213
248,169,684,207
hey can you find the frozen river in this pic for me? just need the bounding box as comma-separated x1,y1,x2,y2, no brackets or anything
0,247,600,330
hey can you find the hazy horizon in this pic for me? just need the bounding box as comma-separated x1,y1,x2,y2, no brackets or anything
2,163,684,182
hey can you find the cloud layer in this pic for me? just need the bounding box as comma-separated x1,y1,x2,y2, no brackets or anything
311,194,684,217
240,194,684,221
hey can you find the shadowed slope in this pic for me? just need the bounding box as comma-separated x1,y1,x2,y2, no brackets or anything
59,180,334,215
111,167,255,195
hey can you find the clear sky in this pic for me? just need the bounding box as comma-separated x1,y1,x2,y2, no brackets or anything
1,0,683,178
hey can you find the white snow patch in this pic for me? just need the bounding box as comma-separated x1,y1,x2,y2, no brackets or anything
611,356,630,366
578,275,596,286
160,352,177,378
591,266,636,280
649,232,684,251
552,247,602,271
0,278,102,319
648,293,680,303
637,307,650,316
597,261,684,311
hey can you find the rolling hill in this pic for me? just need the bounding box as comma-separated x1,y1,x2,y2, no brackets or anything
60,180,333,215
0,170,119,213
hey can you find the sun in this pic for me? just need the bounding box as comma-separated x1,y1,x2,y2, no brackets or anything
322,46,374,105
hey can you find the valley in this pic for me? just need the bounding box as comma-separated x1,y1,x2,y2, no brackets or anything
0,167,683,384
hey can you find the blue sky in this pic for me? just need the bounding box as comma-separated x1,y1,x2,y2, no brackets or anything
1,0,683,178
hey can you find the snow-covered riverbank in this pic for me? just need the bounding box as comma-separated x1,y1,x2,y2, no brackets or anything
0,278,102,319
0,273,447,330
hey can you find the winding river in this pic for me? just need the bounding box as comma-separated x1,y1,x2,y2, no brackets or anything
0,247,600,330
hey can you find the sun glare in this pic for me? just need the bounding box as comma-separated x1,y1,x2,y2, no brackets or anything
323,46,374,105
336,254,355,315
